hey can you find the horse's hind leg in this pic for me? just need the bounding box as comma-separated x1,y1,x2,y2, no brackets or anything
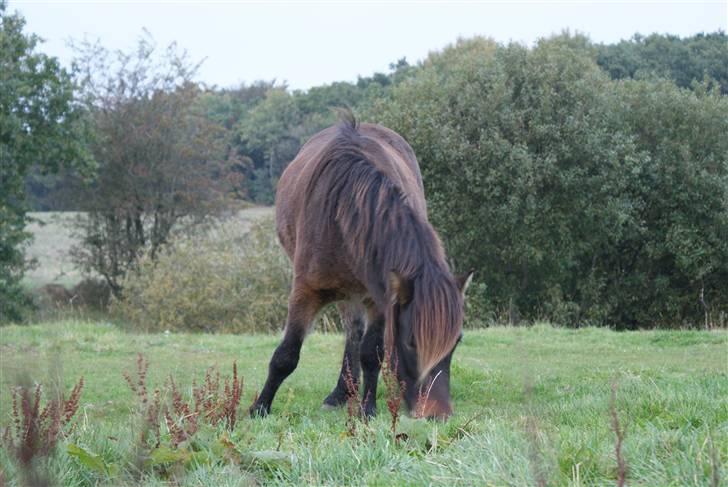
322,302,365,409
250,285,324,417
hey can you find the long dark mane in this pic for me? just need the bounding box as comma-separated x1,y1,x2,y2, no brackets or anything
303,112,463,379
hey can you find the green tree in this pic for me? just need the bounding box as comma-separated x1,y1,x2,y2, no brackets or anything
597,32,728,94
0,1,92,322
371,35,728,328
235,88,303,203
609,79,728,327
196,82,275,200
70,35,229,295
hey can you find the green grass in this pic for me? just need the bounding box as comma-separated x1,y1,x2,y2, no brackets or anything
1,322,725,485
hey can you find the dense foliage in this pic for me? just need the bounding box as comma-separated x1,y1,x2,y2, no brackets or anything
370,36,728,328
0,1,92,321
27,60,412,208
597,31,728,94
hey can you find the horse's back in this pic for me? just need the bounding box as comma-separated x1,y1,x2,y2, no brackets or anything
274,126,337,259
275,122,425,264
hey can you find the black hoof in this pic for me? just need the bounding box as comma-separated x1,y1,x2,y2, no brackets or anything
249,402,270,418
322,390,348,410
363,405,377,418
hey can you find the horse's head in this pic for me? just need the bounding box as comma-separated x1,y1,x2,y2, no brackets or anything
387,269,473,420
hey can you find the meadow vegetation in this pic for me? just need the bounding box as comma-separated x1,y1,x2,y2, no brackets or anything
1,321,725,485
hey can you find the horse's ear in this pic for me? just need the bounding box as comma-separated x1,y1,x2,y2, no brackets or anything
388,271,413,305
456,269,475,296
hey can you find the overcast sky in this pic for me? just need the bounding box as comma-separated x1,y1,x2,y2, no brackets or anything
10,0,728,90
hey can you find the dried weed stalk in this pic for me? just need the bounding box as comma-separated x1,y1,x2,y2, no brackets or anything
343,360,362,436
610,381,627,487
381,352,405,437
2,378,84,464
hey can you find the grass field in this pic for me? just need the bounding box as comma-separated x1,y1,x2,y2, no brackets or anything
22,208,275,291
23,212,86,289
1,321,725,485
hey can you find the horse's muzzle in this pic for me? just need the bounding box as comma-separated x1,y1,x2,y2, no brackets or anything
412,398,453,420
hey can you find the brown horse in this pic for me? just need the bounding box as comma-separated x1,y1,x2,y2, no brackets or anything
249,112,472,420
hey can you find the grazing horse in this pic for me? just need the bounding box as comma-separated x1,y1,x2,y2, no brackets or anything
249,112,472,420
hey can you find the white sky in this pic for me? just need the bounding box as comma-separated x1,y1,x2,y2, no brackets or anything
9,0,728,91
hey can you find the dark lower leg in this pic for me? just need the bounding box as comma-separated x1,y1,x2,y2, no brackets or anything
250,330,303,417
360,318,384,417
323,324,363,407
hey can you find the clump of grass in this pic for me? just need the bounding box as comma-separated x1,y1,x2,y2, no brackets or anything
525,414,548,487
188,363,243,431
413,370,443,419
523,377,550,487
119,354,248,482
708,431,721,487
3,378,84,461
166,377,198,448
124,354,243,450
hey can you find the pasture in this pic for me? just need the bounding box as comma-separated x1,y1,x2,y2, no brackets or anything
22,208,275,291
1,320,725,485
23,212,85,290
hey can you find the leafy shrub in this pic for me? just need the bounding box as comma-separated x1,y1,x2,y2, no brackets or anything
370,35,728,328
114,217,291,333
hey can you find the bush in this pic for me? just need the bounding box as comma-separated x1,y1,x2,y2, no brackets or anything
369,35,728,328
114,217,292,333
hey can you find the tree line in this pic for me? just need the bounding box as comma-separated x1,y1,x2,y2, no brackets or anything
1,0,726,327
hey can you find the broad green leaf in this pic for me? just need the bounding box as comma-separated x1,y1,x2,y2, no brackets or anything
148,445,190,465
67,444,110,475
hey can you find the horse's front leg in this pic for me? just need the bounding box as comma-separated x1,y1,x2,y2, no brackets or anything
323,302,365,409
360,313,385,417
250,286,322,417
